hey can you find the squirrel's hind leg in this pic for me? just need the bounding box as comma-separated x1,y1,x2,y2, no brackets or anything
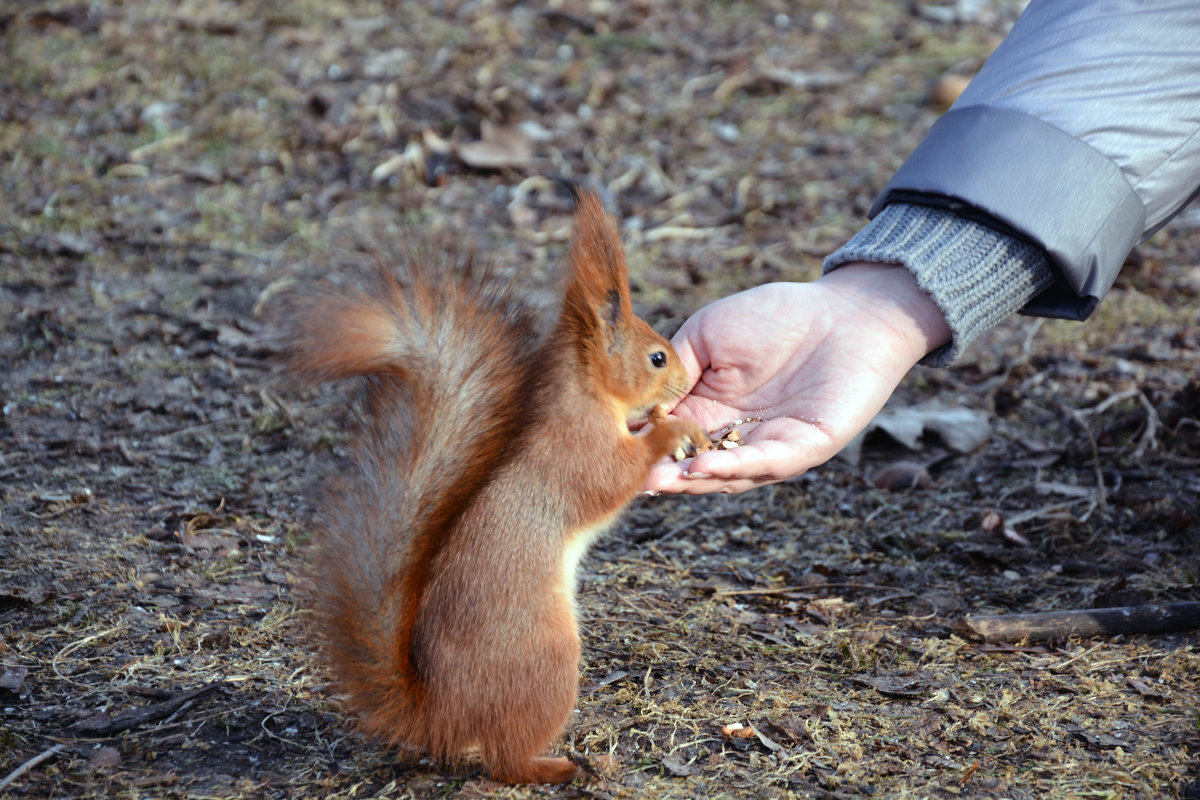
478,683,578,784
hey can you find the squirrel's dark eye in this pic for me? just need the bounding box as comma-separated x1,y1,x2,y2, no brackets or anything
649,351,667,368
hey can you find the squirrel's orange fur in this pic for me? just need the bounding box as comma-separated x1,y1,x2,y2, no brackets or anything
284,191,709,784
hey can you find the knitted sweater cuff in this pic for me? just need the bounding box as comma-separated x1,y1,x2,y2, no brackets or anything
822,203,1058,366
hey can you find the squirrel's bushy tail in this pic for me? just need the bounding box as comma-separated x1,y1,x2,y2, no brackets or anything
285,254,545,748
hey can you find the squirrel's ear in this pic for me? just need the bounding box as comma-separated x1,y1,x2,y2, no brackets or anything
592,286,627,352
568,190,631,300
562,189,637,349
602,288,622,331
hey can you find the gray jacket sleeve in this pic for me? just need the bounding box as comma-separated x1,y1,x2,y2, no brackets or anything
826,0,1200,360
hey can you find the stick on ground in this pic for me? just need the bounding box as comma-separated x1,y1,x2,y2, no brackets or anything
0,744,67,792
956,602,1200,643
73,682,224,736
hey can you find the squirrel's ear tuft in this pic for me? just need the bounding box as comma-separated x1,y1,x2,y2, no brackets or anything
565,189,631,313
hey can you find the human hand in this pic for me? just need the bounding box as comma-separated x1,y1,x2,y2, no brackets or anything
645,262,951,494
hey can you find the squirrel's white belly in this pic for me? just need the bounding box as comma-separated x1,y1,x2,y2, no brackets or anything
559,513,620,612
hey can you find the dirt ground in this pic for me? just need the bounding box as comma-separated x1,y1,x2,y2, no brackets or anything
2,1,1198,798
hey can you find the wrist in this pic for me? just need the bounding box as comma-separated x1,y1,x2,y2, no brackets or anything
823,203,1058,365
816,262,952,364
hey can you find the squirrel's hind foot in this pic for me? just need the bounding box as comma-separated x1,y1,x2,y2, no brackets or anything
491,755,578,785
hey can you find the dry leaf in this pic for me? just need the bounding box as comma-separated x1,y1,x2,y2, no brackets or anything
751,725,784,753
757,716,809,745
872,461,932,491
1066,725,1127,750
1126,676,1169,701
851,674,925,698
660,755,692,776
422,128,451,154
597,670,628,687
592,753,620,778
89,746,122,769
371,152,410,183
180,532,240,556
841,403,991,465
0,585,51,605
1001,527,1031,547
0,666,29,692
211,578,279,604
457,120,534,169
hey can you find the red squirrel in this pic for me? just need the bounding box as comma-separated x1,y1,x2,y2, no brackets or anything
284,191,711,784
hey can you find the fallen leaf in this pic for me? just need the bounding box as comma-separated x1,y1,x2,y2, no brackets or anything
1180,265,1200,295
0,666,29,692
109,163,151,179
371,141,426,184
660,755,692,776
591,753,620,778
1001,527,1031,547
751,724,784,753
211,578,278,604
850,674,925,698
50,232,96,256
872,461,932,491
1066,725,1127,750
581,670,629,694
422,128,451,154
457,120,534,169
1125,676,1168,701
0,585,51,605
757,712,818,745
180,532,240,556
841,403,991,464
923,754,967,770
215,323,255,348
89,746,122,769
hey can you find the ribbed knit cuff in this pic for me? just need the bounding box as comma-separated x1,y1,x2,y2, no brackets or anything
823,203,1058,366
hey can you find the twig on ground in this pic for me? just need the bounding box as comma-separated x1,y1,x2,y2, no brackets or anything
1130,391,1160,459
1076,388,1160,459
0,743,67,792
975,318,1044,396
1003,498,1099,527
956,602,1200,643
51,626,124,687
73,682,225,736
1058,402,1107,507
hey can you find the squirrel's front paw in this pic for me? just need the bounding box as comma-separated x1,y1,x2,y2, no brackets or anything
641,414,713,462
669,420,713,460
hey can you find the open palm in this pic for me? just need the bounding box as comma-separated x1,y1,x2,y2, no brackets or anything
646,264,950,494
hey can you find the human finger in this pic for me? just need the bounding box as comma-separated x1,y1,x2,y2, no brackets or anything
643,438,808,495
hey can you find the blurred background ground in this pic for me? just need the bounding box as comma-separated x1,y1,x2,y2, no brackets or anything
1,1,1198,798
